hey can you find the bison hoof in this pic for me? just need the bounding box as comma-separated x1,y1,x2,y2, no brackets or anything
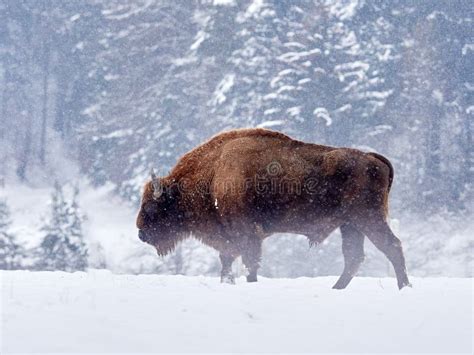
332,278,349,289
399,281,412,290
246,275,258,283
221,274,235,284
332,283,348,290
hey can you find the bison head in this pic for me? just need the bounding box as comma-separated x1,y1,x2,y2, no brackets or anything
136,169,182,255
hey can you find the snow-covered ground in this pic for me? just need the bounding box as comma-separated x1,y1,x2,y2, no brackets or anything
1,271,472,354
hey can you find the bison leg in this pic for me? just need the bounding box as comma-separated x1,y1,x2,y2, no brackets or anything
219,252,236,284
333,223,365,289
357,217,411,289
241,238,262,283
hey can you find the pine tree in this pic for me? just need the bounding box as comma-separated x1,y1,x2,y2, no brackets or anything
0,198,25,270
265,0,393,144
79,0,205,201
65,187,88,271
36,184,88,272
209,0,282,130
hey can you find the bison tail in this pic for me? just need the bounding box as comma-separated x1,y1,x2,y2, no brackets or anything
367,152,394,193
367,152,394,219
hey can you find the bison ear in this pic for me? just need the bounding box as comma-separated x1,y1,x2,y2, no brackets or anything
150,168,163,200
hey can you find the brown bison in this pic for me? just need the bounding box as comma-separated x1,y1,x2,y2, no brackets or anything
136,128,410,289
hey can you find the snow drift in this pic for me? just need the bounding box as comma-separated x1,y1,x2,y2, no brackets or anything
1,271,472,353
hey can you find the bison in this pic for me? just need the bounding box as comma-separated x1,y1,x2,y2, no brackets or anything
136,128,410,289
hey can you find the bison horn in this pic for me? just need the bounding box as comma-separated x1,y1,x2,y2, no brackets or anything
150,168,162,199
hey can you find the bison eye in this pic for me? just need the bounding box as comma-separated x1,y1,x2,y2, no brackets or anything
143,202,158,217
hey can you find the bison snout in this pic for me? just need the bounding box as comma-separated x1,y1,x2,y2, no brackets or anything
138,230,149,243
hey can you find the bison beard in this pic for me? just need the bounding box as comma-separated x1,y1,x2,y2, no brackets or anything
136,128,411,289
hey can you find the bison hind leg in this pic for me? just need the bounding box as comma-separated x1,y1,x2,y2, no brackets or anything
242,237,262,283
355,216,411,289
333,223,365,290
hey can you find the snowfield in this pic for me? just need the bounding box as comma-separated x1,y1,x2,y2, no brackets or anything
1,271,472,354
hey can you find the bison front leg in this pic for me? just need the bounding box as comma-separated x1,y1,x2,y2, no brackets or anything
219,252,237,284
242,238,262,282
333,223,365,289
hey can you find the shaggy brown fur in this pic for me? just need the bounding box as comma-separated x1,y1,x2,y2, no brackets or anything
136,128,410,289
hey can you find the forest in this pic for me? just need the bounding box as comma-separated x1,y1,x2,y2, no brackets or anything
0,0,472,277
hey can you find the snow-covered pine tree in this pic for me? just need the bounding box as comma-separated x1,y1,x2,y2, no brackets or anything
35,183,88,272
79,1,206,202
36,183,69,271
265,0,393,145
0,198,25,270
209,0,282,130
65,186,88,271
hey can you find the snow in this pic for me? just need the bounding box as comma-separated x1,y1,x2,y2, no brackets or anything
287,106,302,116
190,30,209,51
363,89,394,100
298,78,311,85
241,0,265,20
263,108,280,116
104,73,120,81
277,85,296,93
210,74,235,105
314,66,326,74
377,45,395,61
1,271,472,353
69,14,81,22
462,43,474,55
367,124,393,136
327,0,359,21
100,128,135,139
335,61,369,82
270,68,298,88
284,41,307,49
102,0,155,21
402,38,415,48
278,48,321,63
313,107,332,126
82,103,101,117
338,30,358,51
335,103,352,113
257,120,285,128
213,0,236,6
